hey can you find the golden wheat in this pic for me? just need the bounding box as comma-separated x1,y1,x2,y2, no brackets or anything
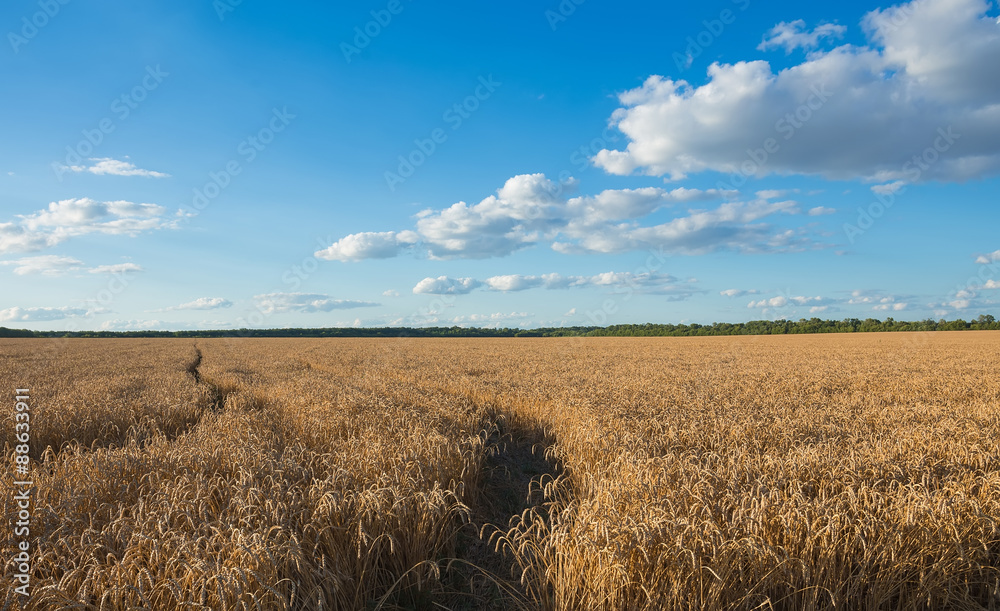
2,332,999,609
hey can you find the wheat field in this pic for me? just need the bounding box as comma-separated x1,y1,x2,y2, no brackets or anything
2,332,1000,609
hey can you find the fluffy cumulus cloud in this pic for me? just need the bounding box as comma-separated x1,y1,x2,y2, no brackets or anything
484,274,559,292
748,295,831,309
871,181,906,196
412,276,483,295
165,297,233,311
0,223,50,253
720,288,760,297
413,271,699,300
594,0,1000,184
874,302,908,311
808,206,836,216
847,290,911,311
315,231,419,262
930,278,997,312
63,158,169,178
318,174,812,260
0,306,91,322
1,198,177,254
976,250,1000,264
99,319,166,331
89,263,143,274
253,293,379,314
758,20,847,53
450,312,533,327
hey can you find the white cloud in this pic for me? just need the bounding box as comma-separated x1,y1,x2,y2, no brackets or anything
254,293,379,314
484,274,547,292
759,20,847,53
89,263,143,274
411,271,696,298
849,290,911,310
314,231,418,262
984,279,1000,289
849,290,882,304
1,198,176,254
412,276,482,295
594,0,1000,183
976,250,1000,264
22,199,167,231
720,288,760,297
929,284,986,313
1,255,84,276
555,197,805,256
749,295,829,308
165,297,233,311
0,222,56,253
484,271,686,294
317,174,805,260
406,271,700,304
382,289,400,297
871,181,906,195
0,306,91,322
810,305,830,313
1,256,145,277
808,206,836,216
450,312,532,327
64,158,169,178
99,319,165,331
756,189,794,200
750,296,787,308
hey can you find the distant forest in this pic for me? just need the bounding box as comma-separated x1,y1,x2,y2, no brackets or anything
1,315,998,338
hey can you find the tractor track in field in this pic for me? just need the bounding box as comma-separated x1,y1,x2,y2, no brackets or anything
461,416,562,609
186,345,226,413
183,349,562,608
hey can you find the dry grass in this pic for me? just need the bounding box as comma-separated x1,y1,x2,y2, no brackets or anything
2,332,1000,609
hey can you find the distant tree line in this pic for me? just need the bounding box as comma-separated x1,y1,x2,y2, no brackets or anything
1,315,997,339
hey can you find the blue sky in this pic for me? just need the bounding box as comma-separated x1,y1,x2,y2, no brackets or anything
2,0,999,330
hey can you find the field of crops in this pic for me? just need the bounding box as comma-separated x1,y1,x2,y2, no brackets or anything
3,333,1000,610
